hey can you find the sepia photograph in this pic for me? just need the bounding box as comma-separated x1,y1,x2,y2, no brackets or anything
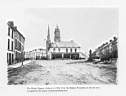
7,8,118,85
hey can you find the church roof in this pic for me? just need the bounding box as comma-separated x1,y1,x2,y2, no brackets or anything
51,40,80,48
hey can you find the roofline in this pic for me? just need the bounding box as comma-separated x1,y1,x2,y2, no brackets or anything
50,47,80,48
7,21,25,40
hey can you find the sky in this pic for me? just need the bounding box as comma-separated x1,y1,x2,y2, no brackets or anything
23,8,118,55
0,7,118,56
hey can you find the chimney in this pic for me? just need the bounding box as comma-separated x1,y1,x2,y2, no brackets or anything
14,26,17,29
7,21,14,27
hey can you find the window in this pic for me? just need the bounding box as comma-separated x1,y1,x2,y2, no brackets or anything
12,30,13,38
8,39,10,50
19,42,21,51
11,41,13,51
75,48,77,53
15,39,17,49
70,48,72,52
12,54,14,63
8,28,10,36
7,53,8,64
19,35,21,41
9,53,11,65
66,48,68,53
53,48,55,52
58,48,60,52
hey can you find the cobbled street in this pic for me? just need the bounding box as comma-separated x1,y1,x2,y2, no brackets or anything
8,60,117,85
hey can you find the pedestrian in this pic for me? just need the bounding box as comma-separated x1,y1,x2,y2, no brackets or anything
21,52,24,67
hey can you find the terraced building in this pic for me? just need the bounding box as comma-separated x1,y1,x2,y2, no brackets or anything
7,21,25,65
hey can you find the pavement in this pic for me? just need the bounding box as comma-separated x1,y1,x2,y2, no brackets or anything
8,60,117,85
8,60,32,69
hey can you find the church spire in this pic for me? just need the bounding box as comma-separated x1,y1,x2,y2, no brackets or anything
47,24,50,41
46,24,51,55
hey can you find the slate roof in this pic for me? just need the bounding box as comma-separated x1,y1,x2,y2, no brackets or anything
51,40,80,48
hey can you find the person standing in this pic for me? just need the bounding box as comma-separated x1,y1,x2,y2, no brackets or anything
21,51,24,67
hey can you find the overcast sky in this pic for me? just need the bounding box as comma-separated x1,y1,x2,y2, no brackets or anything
0,7,118,55
23,8,118,54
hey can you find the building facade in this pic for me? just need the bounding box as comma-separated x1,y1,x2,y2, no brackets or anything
7,21,25,65
92,36,118,61
48,41,80,59
25,48,46,60
46,25,81,59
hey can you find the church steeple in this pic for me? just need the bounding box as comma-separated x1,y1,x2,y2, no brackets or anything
47,24,50,41
46,25,51,53
54,25,61,42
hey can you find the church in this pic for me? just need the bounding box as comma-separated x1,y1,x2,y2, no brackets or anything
46,25,81,59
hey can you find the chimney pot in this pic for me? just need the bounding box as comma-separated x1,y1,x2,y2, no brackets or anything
7,21,14,27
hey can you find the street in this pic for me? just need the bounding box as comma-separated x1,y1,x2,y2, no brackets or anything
8,60,117,85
